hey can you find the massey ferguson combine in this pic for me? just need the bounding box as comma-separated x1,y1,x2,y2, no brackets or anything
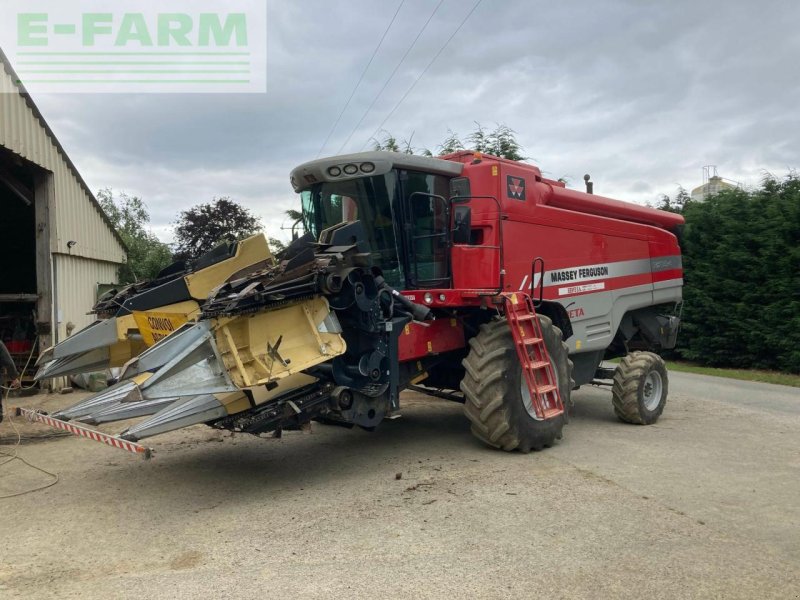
21,151,683,456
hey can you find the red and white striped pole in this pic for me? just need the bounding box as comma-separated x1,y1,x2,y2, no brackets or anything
15,407,152,459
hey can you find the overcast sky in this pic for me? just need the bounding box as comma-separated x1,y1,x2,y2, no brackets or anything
22,0,800,244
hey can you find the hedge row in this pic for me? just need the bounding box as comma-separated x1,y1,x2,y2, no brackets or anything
673,174,800,373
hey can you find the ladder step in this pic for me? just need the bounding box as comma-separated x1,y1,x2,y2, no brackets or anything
527,360,551,370
535,384,558,395
518,336,543,345
542,407,563,419
515,314,538,321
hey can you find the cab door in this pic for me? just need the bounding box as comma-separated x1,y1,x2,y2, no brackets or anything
399,170,450,289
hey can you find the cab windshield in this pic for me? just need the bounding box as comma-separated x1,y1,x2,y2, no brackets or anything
301,169,451,290
301,172,405,287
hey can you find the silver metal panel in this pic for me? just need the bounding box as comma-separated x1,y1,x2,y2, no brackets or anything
650,255,682,272
52,379,141,420
120,322,208,379
120,394,227,441
140,360,237,400
35,347,110,380
290,151,464,192
50,318,119,358
120,320,237,399
653,278,683,304
81,397,179,425
565,283,656,354
653,278,684,290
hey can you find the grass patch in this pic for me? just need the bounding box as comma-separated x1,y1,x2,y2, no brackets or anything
606,357,800,387
663,361,800,388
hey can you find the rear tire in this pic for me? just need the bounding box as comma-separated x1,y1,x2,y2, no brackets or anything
460,316,573,452
611,351,668,424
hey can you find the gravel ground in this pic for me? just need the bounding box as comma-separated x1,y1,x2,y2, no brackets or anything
1,371,798,599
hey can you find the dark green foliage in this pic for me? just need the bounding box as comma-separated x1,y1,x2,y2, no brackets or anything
267,237,287,254
675,174,800,373
467,123,526,161
373,123,525,161
655,187,691,214
439,123,526,160
285,208,303,223
438,129,464,155
98,189,173,284
173,197,262,261
371,131,433,156
371,132,403,153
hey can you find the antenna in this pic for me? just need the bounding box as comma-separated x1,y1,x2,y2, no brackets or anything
702,165,718,186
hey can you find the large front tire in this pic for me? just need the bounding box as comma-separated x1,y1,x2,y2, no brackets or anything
612,351,668,424
460,316,573,453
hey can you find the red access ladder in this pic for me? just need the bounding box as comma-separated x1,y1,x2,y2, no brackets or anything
502,293,564,420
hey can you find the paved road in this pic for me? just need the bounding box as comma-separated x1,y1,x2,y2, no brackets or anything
1,371,798,599
669,370,800,415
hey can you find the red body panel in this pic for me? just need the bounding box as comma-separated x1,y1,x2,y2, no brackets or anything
400,152,683,362
398,317,465,362
401,153,683,319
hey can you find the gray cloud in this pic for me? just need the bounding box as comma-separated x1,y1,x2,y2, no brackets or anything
24,0,800,243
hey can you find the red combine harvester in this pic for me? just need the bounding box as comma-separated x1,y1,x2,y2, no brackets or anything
290,151,682,451
25,150,682,456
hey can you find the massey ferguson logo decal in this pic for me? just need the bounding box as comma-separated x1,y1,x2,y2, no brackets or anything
549,265,610,283
507,175,526,200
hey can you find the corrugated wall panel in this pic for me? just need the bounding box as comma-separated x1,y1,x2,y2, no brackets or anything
0,60,126,264
1,55,127,391
53,254,119,343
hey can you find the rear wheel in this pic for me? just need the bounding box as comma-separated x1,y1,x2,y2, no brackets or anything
460,316,573,452
611,351,668,424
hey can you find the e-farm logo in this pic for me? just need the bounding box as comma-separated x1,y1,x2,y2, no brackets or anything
18,13,249,48
3,1,267,93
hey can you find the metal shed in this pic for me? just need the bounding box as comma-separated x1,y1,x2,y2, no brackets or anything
0,49,126,388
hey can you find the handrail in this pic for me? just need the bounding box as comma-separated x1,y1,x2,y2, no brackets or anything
531,256,545,307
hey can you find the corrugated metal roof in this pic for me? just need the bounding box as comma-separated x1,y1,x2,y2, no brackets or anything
0,46,127,255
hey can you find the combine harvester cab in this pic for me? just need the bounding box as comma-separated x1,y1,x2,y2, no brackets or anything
22,151,684,458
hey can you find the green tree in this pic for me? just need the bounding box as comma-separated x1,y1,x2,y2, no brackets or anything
438,129,465,155
655,187,692,214
285,208,303,222
267,237,287,254
473,124,525,160
676,174,800,372
374,123,525,160
98,188,173,284
371,132,402,153
267,208,305,255
173,197,262,260
371,131,433,156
